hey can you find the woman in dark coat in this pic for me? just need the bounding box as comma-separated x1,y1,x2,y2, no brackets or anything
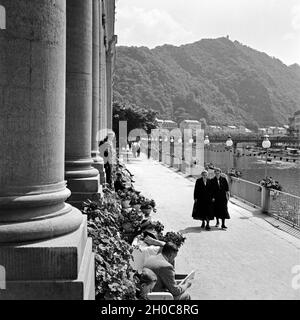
210,168,230,229
192,170,214,230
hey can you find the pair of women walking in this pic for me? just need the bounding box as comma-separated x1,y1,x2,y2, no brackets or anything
192,168,230,230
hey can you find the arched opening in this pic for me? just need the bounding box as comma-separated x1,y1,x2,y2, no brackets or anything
0,5,6,30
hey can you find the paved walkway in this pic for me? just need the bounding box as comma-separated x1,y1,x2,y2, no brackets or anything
126,157,300,300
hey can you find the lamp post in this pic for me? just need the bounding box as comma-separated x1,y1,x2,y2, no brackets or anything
147,135,151,159
159,136,162,162
170,136,174,167
204,135,210,164
262,135,271,178
226,136,233,171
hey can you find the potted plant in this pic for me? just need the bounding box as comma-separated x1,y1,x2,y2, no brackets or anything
130,194,142,210
227,168,242,178
152,220,165,238
258,177,282,211
159,231,186,248
117,190,132,208
140,198,157,216
259,177,282,191
119,208,144,243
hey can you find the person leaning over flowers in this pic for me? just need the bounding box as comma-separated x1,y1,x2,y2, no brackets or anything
144,242,192,300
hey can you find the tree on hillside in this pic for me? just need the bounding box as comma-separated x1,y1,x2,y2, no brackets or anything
173,107,191,124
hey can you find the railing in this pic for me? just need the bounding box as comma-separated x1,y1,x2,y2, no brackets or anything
230,177,300,229
156,143,300,230
268,190,300,229
229,177,261,208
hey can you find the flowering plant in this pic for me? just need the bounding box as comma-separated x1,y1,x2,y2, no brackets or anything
140,198,157,212
119,208,144,232
152,220,165,236
159,231,186,248
129,192,144,206
227,168,242,178
259,177,282,191
84,197,137,300
117,190,132,201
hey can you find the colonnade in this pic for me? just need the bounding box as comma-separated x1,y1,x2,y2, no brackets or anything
0,0,116,300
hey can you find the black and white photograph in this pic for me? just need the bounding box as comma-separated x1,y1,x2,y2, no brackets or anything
0,0,300,309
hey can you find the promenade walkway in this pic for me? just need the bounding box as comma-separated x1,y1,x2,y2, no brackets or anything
126,157,300,300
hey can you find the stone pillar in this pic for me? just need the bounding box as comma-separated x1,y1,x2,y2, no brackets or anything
0,0,94,299
106,52,113,130
91,0,105,185
65,0,100,207
99,0,107,141
261,187,270,213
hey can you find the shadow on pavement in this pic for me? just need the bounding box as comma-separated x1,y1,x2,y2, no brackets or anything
179,226,224,234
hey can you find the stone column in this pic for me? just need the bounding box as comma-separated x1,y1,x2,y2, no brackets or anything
65,0,100,207
106,51,113,130
99,0,107,141
0,0,94,299
91,0,105,184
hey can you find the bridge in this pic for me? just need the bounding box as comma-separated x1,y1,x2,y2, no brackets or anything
207,135,300,148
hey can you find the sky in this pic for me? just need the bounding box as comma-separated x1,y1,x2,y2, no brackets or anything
115,0,300,66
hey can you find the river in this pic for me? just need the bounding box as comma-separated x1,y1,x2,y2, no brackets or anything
205,148,300,197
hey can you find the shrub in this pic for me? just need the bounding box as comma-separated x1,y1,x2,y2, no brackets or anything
159,231,186,248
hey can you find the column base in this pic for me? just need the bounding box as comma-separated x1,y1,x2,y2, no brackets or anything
0,217,95,300
92,162,106,185
66,174,101,209
67,191,102,209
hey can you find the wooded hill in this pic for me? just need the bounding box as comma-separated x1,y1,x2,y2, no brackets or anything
114,37,300,129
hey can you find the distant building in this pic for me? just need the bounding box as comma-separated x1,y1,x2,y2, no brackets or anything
288,111,300,136
295,110,300,135
277,127,287,135
156,119,178,131
156,118,164,128
227,125,238,132
163,120,178,130
266,126,276,135
180,120,202,135
206,125,222,133
258,128,267,135
259,126,288,136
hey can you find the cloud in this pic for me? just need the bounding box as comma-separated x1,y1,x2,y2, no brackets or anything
116,5,196,48
291,4,300,30
283,33,297,41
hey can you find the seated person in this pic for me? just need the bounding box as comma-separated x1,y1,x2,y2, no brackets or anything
142,229,165,247
136,268,157,300
143,242,192,300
